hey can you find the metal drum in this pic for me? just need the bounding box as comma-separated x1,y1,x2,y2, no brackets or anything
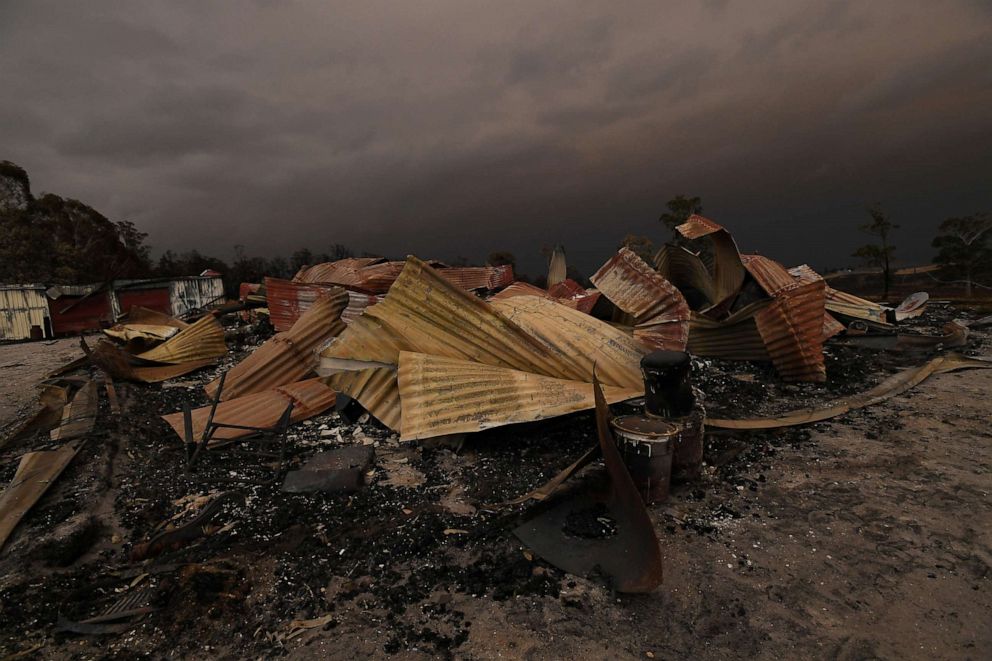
610,414,678,504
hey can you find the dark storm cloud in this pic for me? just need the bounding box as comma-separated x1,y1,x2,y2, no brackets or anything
1,0,990,277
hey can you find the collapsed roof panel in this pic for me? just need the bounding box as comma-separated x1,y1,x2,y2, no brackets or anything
590,248,690,351
205,290,347,401
396,352,641,440
753,279,827,382
163,378,336,445
490,295,644,391
135,314,227,365
675,214,747,309
323,366,401,431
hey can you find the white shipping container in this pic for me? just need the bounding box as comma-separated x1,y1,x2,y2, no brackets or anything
0,284,52,341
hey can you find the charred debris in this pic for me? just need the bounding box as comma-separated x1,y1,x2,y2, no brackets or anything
1,216,991,656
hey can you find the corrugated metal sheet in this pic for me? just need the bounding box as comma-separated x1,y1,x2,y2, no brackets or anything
655,245,718,305
50,380,98,441
740,254,799,296
122,306,189,329
787,264,822,285
753,280,827,382
265,278,377,331
547,246,567,289
136,314,227,364
363,256,573,380
103,323,178,343
590,248,690,351
319,314,412,369
675,215,747,309
323,367,401,430
293,258,388,287
823,288,890,325
0,285,51,341
436,264,514,290
397,352,641,440
490,295,645,391
343,291,379,325
90,340,216,383
0,444,80,550
169,276,225,317
490,281,601,314
163,378,336,445
295,257,512,293
687,313,770,361
786,265,853,340
317,257,651,438
205,290,347,401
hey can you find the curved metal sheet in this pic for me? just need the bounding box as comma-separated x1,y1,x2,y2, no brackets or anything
206,290,347,401
136,314,226,365
490,295,644,391
591,248,690,351
396,352,641,440
753,280,827,382
324,367,400,431
675,214,747,308
163,378,336,445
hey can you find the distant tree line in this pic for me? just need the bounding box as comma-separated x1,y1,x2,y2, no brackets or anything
2,160,988,300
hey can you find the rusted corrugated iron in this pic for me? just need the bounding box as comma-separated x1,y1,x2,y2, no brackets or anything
163,378,336,445
265,278,338,332
787,265,860,340
397,352,641,440
135,314,226,365
319,257,646,438
491,280,601,314
490,295,645,391
687,311,770,361
753,280,827,382
655,245,718,306
788,265,891,327
740,254,800,296
435,264,514,290
89,340,217,383
293,257,387,287
590,248,690,351
319,314,411,370
675,215,747,309
205,290,347,401
266,277,377,331
295,257,512,294
324,367,400,430
547,246,567,289
0,443,81,550
362,256,574,380
50,380,98,441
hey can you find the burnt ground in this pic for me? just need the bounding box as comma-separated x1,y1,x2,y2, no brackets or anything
0,302,990,659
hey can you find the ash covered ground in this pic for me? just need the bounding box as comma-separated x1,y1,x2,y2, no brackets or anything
0,302,990,659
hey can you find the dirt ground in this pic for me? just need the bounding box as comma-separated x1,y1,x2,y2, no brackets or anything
0,337,83,423
0,307,990,660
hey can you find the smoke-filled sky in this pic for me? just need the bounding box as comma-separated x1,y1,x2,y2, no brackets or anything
2,0,990,277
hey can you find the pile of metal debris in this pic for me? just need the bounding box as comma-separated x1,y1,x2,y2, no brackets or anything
2,216,991,652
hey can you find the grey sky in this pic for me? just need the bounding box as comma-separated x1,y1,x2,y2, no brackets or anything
2,0,990,277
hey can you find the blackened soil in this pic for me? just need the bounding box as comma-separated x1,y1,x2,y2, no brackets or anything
0,304,989,659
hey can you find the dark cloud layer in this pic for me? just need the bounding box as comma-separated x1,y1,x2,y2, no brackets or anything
2,0,990,277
